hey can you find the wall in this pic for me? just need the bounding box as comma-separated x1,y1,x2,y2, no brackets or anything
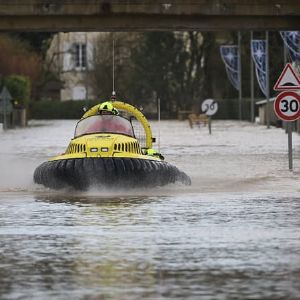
47,32,100,101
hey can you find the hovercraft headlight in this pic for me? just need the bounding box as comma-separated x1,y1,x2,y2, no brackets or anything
101,147,109,152
90,148,98,152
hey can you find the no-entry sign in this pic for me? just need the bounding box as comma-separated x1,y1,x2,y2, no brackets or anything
274,91,300,121
201,99,218,116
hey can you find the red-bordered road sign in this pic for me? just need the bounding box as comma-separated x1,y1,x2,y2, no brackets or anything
274,91,300,121
273,63,300,91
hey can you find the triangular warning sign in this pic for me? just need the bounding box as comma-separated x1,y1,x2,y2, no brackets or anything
274,63,300,91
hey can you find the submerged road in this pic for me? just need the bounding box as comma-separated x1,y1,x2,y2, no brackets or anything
0,120,300,299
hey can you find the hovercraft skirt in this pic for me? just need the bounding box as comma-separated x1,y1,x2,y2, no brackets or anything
34,158,191,190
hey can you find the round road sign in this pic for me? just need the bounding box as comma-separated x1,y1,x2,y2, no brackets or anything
201,99,218,116
274,91,300,121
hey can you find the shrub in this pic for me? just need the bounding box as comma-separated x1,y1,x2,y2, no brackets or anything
0,35,43,101
2,75,31,108
30,100,99,119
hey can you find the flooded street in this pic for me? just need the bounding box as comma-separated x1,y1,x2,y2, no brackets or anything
1,120,300,299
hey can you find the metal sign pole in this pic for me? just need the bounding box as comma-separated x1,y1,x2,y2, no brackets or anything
201,99,218,135
288,122,293,171
208,117,212,135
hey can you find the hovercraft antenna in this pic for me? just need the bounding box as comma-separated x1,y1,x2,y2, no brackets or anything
158,97,161,152
111,38,116,102
111,90,116,101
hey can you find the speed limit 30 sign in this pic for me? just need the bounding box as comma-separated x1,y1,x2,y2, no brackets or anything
274,91,300,121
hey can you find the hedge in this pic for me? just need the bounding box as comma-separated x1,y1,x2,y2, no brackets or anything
30,99,163,120
30,98,260,120
30,100,99,119
212,98,259,121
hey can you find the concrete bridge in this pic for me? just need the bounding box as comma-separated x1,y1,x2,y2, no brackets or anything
0,0,300,32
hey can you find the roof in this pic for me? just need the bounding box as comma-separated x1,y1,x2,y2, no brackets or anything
256,91,300,105
255,98,276,105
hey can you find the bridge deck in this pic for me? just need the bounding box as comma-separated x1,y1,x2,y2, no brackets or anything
0,0,300,31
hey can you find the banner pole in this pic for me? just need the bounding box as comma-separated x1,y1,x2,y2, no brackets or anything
238,31,242,121
250,31,255,123
266,31,270,129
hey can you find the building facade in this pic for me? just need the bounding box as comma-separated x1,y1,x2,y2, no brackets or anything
46,32,101,101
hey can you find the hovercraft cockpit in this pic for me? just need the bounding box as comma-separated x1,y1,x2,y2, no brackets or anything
75,114,135,138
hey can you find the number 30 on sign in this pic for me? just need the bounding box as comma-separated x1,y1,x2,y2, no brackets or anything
274,91,300,121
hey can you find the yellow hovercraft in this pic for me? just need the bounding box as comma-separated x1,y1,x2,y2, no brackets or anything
34,99,191,190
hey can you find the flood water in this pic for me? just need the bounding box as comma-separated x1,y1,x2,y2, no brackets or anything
1,120,300,300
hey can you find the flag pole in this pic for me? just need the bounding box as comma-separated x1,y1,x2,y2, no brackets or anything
238,31,242,120
283,34,288,65
283,33,288,132
266,31,270,129
250,31,255,123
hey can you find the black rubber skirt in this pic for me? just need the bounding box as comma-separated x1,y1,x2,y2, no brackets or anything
33,158,191,190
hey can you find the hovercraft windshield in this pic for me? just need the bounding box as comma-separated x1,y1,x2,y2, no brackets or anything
75,115,134,137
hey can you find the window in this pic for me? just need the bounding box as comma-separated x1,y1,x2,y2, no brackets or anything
74,43,87,69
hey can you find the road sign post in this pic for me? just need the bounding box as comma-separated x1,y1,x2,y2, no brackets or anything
274,91,300,171
208,117,212,135
288,122,293,170
201,99,218,135
273,63,300,172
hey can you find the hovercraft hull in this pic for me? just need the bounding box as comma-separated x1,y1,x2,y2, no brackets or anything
34,157,191,190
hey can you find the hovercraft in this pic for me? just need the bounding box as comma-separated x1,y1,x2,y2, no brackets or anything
34,99,191,190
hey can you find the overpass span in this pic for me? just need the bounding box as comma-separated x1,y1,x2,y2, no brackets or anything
0,0,300,32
